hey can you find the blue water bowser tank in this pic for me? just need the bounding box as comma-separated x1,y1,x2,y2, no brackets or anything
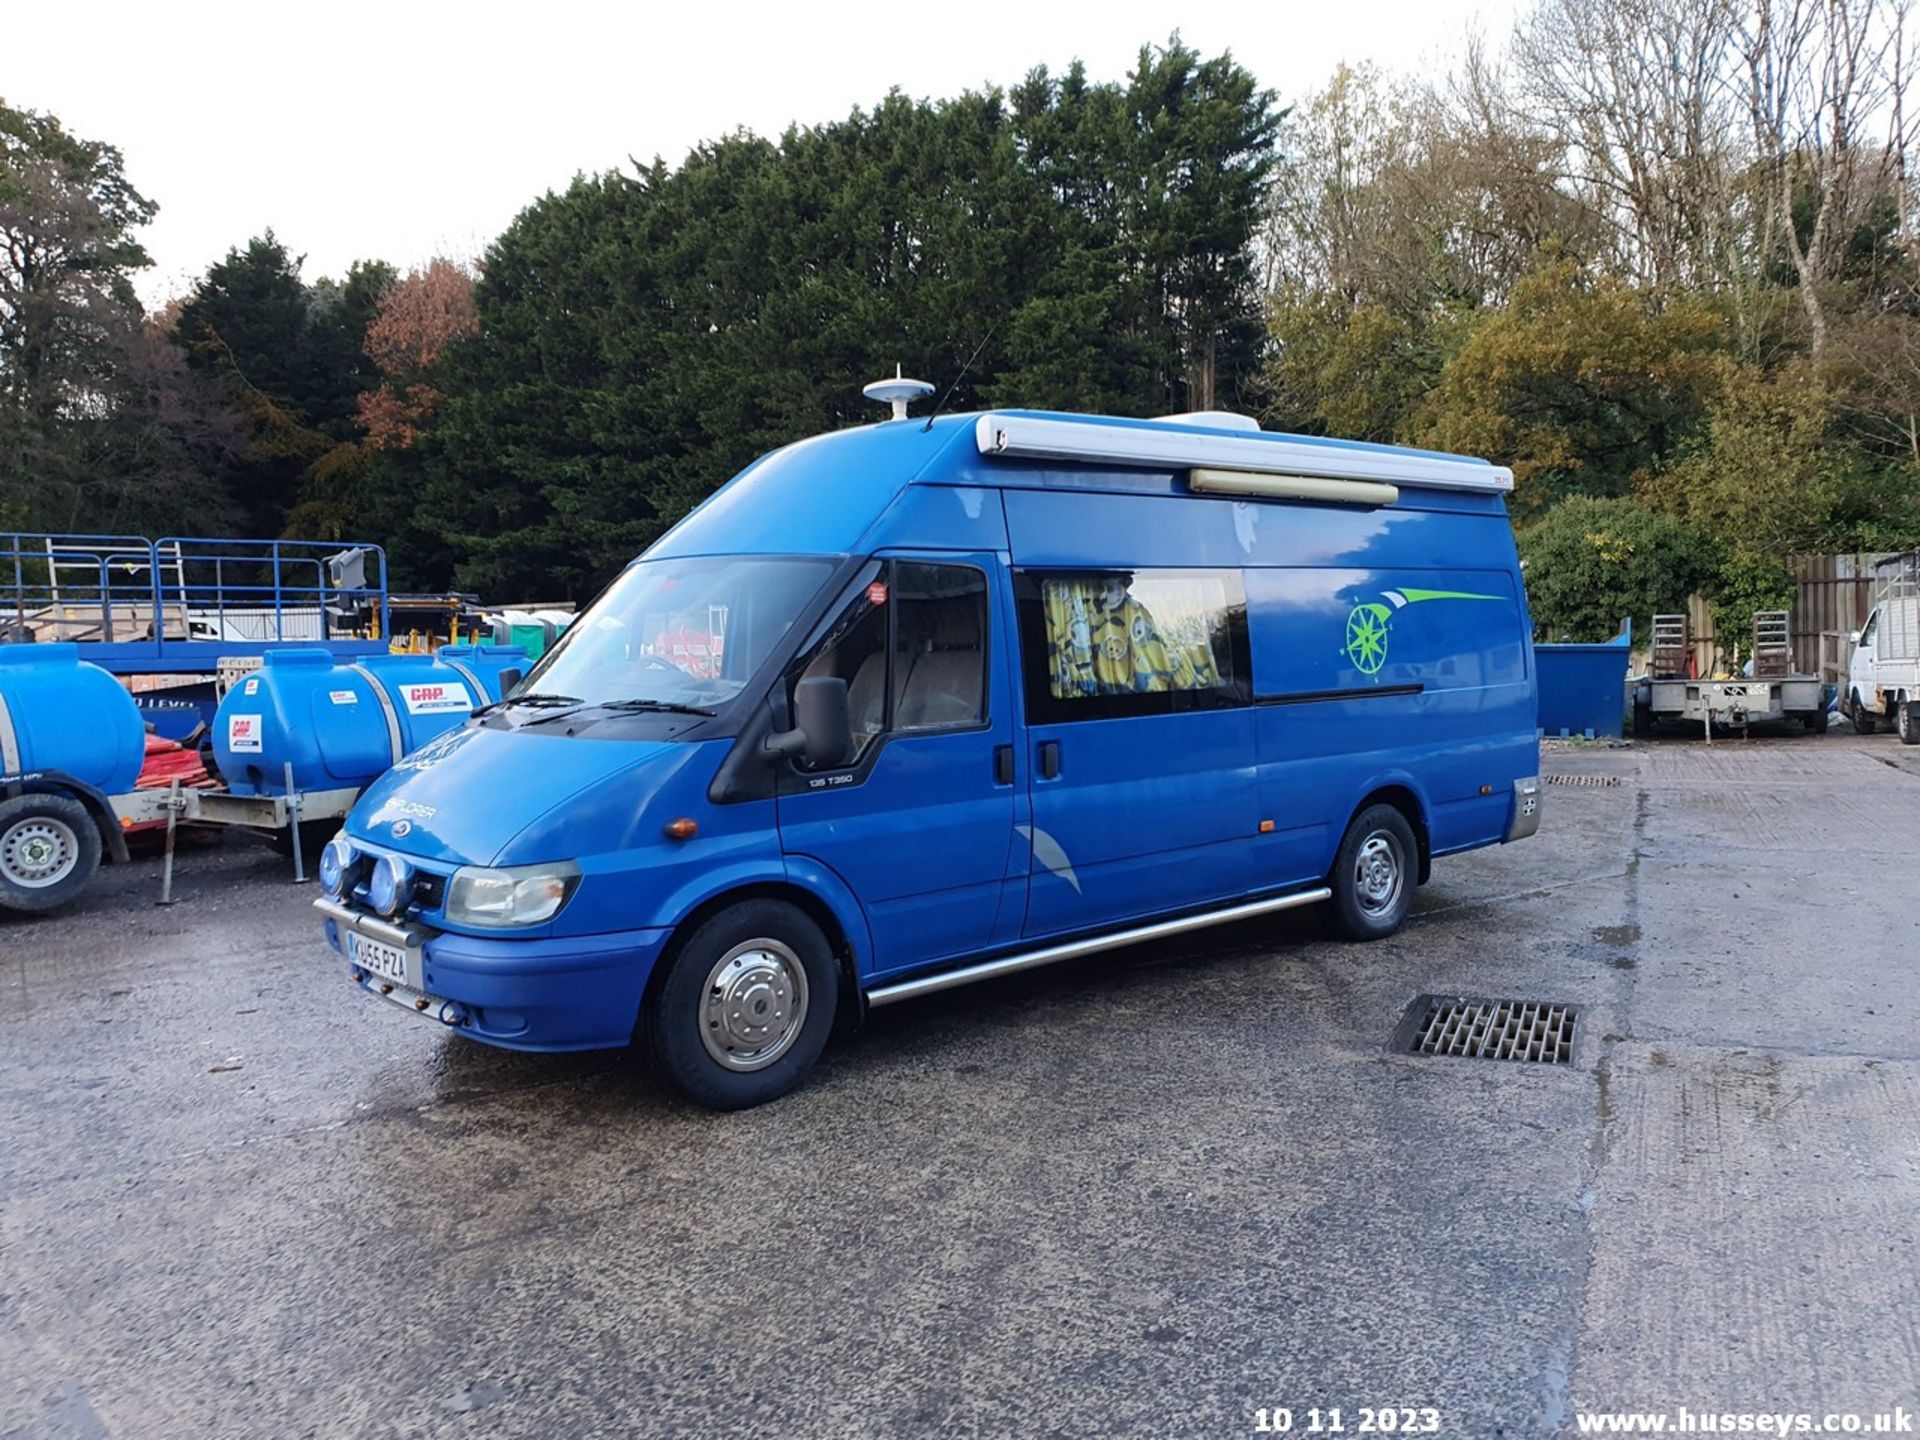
214,645,529,795
0,644,146,795
437,643,529,698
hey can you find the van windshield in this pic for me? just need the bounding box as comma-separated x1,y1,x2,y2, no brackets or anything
520,557,834,710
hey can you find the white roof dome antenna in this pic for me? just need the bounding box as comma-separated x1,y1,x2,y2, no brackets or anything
1158,410,1262,433
863,365,936,422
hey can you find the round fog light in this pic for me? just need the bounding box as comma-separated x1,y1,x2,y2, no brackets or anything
319,836,352,897
368,854,414,918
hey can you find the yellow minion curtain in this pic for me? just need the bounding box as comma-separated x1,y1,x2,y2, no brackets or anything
1042,576,1220,699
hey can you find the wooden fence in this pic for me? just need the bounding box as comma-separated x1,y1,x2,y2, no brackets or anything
1664,553,1891,678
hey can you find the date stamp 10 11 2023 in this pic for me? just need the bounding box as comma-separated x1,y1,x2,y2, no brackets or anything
1252,1408,1444,1435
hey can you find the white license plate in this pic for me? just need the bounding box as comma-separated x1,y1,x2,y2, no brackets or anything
349,933,416,988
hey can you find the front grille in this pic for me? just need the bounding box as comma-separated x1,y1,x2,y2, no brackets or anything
1391,995,1578,1063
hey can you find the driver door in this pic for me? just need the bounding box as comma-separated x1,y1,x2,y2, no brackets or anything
1853,609,1879,709
775,554,1024,978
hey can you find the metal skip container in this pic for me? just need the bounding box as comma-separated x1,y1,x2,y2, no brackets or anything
214,645,528,796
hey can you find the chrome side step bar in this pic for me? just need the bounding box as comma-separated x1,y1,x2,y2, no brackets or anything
864,886,1333,1008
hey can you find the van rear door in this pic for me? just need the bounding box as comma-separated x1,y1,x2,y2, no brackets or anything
1011,568,1258,938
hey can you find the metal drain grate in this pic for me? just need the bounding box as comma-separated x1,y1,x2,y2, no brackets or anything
1390,995,1579,1063
1544,773,1621,788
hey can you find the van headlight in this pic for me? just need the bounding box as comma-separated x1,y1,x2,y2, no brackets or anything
445,861,581,928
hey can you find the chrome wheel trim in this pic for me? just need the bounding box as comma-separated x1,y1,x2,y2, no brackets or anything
699,938,809,1072
1353,831,1404,917
0,816,80,890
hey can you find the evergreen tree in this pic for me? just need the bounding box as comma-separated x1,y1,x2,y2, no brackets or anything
172,235,393,536
0,101,158,525
420,42,1280,598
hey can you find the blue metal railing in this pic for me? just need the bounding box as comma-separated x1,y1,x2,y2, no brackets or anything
0,533,391,672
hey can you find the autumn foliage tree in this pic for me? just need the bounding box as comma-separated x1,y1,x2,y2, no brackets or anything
356,260,478,449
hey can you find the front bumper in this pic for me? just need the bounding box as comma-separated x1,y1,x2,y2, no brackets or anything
315,897,671,1052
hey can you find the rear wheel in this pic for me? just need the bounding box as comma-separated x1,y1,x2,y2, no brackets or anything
1328,804,1417,941
645,899,839,1109
1899,700,1919,746
1852,692,1879,734
0,794,102,913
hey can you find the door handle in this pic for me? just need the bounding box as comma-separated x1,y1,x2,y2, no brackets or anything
1037,740,1061,780
993,744,1014,785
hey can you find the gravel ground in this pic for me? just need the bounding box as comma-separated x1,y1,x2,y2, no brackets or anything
3,731,1918,1439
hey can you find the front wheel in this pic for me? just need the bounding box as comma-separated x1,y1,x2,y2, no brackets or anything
645,899,839,1109
0,793,103,913
1852,692,1879,735
1328,804,1418,941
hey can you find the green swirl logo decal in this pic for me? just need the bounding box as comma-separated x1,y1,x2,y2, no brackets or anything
1343,588,1502,675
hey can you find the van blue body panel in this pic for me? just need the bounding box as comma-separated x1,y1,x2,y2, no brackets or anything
649,419,976,558
418,927,669,1051
325,409,1540,1055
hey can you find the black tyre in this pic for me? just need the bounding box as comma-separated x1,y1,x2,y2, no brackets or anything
0,793,103,913
1327,803,1418,941
1899,701,1919,746
645,899,839,1110
1631,701,1653,738
1852,692,1879,735
1805,706,1830,735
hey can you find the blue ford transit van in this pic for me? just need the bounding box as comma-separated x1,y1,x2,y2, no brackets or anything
316,408,1541,1107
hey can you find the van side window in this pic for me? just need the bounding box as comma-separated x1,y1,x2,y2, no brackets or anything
1015,569,1250,724
891,563,988,730
790,560,990,769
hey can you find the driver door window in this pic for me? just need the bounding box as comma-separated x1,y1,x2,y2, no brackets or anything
795,578,890,766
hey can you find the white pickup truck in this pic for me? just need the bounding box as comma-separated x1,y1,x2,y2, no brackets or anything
1845,552,1920,743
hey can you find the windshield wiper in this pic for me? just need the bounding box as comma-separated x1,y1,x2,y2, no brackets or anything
588,698,718,717
470,692,583,718
514,696,719,730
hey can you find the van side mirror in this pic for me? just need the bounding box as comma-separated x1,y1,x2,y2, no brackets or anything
1849,630,1862,646
766,676,853,768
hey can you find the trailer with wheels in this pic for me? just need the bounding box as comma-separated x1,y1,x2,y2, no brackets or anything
0,766,360,911
1843,552,1920,742
0,640,526,913
0,645,355,911
1632,611,1826,737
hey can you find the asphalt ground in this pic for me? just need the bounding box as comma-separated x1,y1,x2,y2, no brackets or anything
3,730,1918,1439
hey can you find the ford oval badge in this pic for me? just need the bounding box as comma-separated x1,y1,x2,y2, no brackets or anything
391,819,413,838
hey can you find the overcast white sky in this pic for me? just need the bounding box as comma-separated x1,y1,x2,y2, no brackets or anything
9,0,1516,307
